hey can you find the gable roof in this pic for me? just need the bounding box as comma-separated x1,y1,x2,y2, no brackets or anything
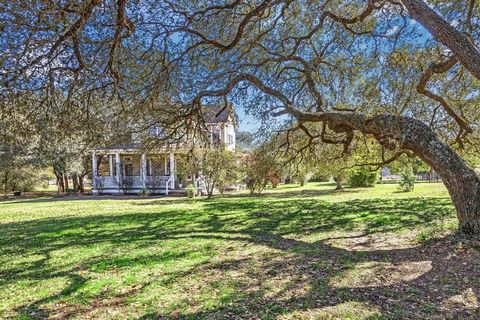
202,105,232,123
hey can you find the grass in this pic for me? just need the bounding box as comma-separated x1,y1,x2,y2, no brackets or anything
0,182,479,319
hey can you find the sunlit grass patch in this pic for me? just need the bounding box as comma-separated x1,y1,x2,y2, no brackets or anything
1,182,478,319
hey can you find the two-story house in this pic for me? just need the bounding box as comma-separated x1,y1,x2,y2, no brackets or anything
91,105,236,195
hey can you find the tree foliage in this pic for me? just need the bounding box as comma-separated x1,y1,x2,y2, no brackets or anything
188,148,239,198
3,0,480,232
347,166,379,188
243,149,279,194
398,164,416,192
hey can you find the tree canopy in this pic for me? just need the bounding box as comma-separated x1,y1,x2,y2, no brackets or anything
2,0,480,233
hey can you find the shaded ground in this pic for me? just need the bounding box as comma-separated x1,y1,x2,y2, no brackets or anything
0,182,478,319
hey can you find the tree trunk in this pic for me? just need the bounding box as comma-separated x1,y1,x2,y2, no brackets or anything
56,174,64,194
208,184,214,198
380,117,480,234
304,112,480,235
3,170,9,197
63,174,69,192
72,174,78,193
335,174,344,190
78,175,85,193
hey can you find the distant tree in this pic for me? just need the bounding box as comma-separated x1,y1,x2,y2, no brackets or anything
347,166,379,188
236,131,257,152
0,149,46,195
190,149,239,198
398,164,416,192
0,100,45,195
243,149,279,194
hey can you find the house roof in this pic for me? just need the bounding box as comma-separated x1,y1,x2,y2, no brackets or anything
94,143,188,153
202,105,232,123
94,143,141,151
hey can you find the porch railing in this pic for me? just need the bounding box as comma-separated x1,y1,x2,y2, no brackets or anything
96,175,171,192
165,177,172,195
145,176,170,190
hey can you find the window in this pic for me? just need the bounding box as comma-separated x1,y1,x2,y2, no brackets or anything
166,157,172,175
149,127,166,138
98,156,110,177
212,132,220,144
227,133,234,144
112,157,117,176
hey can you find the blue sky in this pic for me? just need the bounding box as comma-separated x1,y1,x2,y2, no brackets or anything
237,106,262,132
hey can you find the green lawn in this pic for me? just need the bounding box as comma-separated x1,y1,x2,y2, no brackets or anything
1,182,479,319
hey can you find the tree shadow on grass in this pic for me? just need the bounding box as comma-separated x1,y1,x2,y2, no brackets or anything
1,196,478,319
0,184,358,207
0,194,179,205
142,233,479,320
132,189,361,210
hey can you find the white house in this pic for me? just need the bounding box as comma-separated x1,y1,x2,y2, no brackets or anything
91,105,236,195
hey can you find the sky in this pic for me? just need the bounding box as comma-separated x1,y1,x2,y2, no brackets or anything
236,106,262,132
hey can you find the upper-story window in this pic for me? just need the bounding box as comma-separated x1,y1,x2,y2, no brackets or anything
211,131,221,145
149,127,165,137
227,133,234,144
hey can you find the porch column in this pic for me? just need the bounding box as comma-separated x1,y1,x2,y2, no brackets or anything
169,152,175,189
115,152,121,186
109,155,114,178
141,153,147,188
164,156,168,175
92,152,98,190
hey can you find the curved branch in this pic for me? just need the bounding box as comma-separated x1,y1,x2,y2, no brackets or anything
193,73,308,120
18,0,102,78
107,0,129,84
416,56,472,136
402,0,480,80
180,0,289,53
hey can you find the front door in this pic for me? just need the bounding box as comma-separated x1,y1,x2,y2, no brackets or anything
123,157,134,176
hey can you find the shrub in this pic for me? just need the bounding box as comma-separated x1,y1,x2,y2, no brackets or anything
119,177,134,195
347,166,379,187
0,165,45,193
138,187,149,197
186,184,196,198
268,171,281,188
310,173,331,182
398,165,415,192
188,149,239,198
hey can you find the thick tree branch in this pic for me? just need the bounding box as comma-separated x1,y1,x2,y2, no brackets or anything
107,0,130,84
416,56,472,138
402,0,480,80
19,0,102,77
180,0,289,53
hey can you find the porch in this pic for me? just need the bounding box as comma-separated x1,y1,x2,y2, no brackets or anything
92,150,183,195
